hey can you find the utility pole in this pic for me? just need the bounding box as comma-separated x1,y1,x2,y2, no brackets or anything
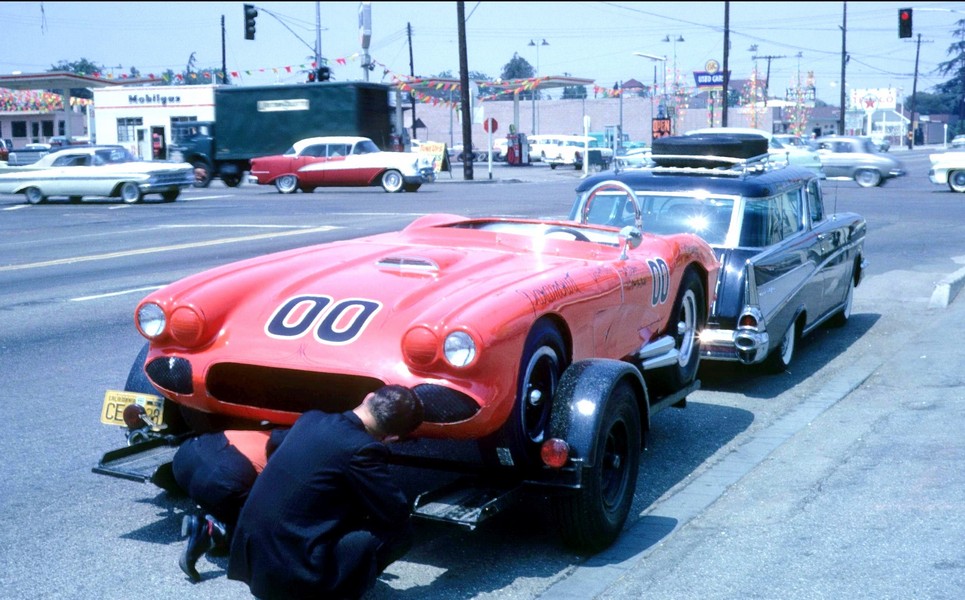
839,2,847,136
909,33,922,148
457,2,473,180
408,23,417,142
221,15,227,84
722,1,730,126
751,54,785,106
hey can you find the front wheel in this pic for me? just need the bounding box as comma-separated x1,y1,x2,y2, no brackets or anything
854,169,882,188
948,170,965,193
274,174,299,194
552,380,641,552
381,169,404,193
192,161,212,188
24,187,46,204
651,269,705,395
120,182,143,204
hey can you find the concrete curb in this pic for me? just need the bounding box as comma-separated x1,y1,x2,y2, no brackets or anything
929,265,965,308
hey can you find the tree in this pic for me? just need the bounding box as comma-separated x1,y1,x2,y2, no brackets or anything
933,18,965,131
48,58,106,99
500,53,537,100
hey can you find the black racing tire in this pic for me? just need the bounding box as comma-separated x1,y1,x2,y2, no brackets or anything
948,170,965,193
764,318,798,374
479,320,566,469
381,169,404,193
552,380,641,552
650,269,705,395
192,161,213,188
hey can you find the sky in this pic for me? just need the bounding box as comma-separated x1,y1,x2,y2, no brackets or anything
2,1,962,103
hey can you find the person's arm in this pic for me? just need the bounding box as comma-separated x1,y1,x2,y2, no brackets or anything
346,442,411,528
266,428,290,458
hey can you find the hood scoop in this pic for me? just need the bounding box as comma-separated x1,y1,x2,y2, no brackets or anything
376,255,440,274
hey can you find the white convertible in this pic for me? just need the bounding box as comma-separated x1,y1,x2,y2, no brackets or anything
928,151,965,193
0,145,194,204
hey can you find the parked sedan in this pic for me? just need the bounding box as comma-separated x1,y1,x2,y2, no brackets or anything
249,136,435,193
572,134,866,374
928,151,965,193
0,145,194,204
814,135,906,187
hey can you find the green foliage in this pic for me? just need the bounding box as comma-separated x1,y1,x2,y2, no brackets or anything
501,53,535,80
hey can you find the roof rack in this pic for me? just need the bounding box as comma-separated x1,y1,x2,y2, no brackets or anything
618,151,787,177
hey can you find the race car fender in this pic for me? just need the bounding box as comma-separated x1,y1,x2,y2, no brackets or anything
547,358,648,469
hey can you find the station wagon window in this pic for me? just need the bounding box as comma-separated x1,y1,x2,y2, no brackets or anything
807,180,825,223
739,191,803,247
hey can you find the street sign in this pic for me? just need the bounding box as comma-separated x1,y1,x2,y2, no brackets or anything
483,118,498,133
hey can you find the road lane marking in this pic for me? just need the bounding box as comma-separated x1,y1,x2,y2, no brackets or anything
71,286,164,302
0,225,339,272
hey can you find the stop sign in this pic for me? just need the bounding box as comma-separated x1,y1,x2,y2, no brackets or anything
483,118,498,133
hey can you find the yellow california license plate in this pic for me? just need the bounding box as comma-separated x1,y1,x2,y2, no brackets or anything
100,390,165,427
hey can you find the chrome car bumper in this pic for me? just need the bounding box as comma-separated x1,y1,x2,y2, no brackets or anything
699,327,770,364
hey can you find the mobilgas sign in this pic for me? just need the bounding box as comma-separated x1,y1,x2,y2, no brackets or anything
127,93,183,106
693,71,728,89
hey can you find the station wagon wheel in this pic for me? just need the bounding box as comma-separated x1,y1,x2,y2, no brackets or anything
120,182,143,204
381,169,404,193
553,380,640,552
854,168,882,188
651,269,705,395
274,174,298,194
24,187,46,204
948,170,965,193
764,318,798,374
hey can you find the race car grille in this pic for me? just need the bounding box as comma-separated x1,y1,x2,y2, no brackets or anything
412,383,479,423
145,356,193,394
207,363,381,414
204,364,480,424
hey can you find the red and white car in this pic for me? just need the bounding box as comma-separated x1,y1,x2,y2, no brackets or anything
249,136,435,193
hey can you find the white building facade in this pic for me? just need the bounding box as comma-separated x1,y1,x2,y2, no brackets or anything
92,85,216,160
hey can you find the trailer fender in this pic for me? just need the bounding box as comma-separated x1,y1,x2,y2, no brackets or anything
547,358,648,469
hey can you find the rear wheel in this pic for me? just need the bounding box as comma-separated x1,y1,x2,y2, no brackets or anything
854,169,882,188
764,319,798,374
553,380,641,552
274,174,298,194
651,269,705,395
948,170,965,193
381,169,404,193
24,187,46,204
120,182,142,204
221,173,242,188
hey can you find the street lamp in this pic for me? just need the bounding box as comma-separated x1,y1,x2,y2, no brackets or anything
633,52,668,138
528,38,549,135
662,35,685,133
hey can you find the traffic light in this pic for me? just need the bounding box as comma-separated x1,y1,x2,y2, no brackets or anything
899,8,912,39
317,66,331,81
307,70,316,83
244,4,258,40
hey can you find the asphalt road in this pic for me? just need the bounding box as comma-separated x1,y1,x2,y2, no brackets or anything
0,150,962,599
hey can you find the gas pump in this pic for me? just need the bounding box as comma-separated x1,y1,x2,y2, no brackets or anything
507,131,530,166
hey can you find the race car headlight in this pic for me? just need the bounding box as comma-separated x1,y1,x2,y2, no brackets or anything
136,302,166,339
443,331,476,367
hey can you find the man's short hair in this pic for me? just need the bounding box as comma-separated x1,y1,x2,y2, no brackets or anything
369,385,424,437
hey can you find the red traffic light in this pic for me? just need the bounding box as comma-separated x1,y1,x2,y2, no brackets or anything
899,8,912,39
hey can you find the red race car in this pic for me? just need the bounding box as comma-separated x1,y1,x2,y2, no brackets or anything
100,181,718,551
249,135,435,193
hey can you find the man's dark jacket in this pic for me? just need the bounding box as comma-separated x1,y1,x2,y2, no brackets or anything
227,410,410,599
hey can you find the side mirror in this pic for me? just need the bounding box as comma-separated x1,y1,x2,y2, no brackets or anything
618,226,643,260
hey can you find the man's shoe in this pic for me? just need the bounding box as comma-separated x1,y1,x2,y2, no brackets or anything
204,514,229,555
179,514,210,582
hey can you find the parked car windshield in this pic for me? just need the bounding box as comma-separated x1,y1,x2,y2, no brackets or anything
581,191,737,245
